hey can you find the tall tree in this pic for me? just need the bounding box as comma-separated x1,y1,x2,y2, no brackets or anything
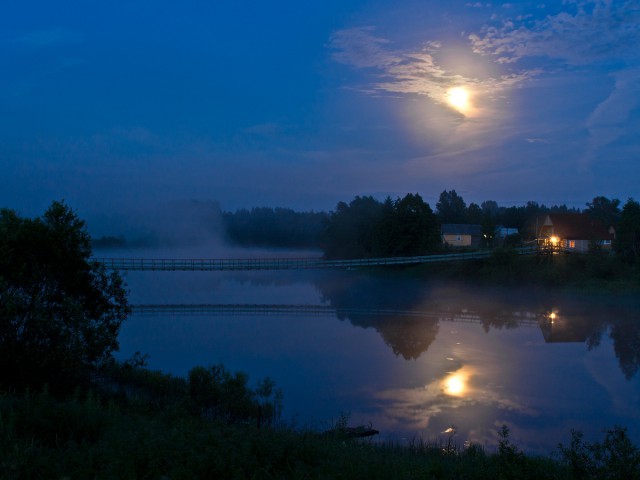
392,193,440,256
586,196,621,227
323,196,385,259
0,201,129,393
466,202,483,224
436,190,467,224
323,194,441,259
481,200,499,218
615,198,640,261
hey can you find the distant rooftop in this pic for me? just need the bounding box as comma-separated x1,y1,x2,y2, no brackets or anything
540,213,613,240
441,224,482,235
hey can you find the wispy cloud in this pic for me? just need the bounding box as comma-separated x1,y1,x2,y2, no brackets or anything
329,27,402,69
329,26,532,109
469,0,640,65
468,0,640,165
330,1,640,174
584,67,640,165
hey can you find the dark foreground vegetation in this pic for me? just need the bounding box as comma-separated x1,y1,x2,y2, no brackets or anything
3,375,640,479
3,202,640,478
0,313,637,480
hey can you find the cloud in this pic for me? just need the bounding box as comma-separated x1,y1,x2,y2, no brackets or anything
465,0,640,170
584,67,640,165
372,364,536,432
469,0,640,65
329,27,533,110
329,27,402,69
331,1,639,110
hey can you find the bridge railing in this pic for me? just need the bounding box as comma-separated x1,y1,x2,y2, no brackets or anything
94,245,539,271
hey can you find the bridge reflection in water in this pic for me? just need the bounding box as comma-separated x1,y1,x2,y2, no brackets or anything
130,303,547,329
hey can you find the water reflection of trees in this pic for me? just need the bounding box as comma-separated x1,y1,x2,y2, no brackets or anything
313,272,640,378
315,273,441,360
610,314,640,379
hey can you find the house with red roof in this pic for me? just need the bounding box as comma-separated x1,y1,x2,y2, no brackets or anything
536,213,615,253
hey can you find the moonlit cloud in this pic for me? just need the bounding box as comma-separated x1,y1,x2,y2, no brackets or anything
469,1,640,65
373,364,536,432
329,27,532,111
465,0,640,167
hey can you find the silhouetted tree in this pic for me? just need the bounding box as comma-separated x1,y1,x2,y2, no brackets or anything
586,196,621,228
466,202,483,224
482,200,499,218
390,193,440,256
375,196,398,256
323,194,440,259
436,190,467,224
324,196,385,259
0,201,129,394
615,198,640,261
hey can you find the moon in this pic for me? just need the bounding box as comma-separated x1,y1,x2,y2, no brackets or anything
446,87,470,113
443,373,466,396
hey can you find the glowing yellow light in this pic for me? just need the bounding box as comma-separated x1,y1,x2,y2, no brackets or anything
549,312,557,320
447,87,469,112
550,236,559,245
443,372,468,397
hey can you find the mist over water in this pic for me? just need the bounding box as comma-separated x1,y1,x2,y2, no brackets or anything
110,243,640,454
91,199,322,259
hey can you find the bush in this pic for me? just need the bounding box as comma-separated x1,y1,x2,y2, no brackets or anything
559,426,640,479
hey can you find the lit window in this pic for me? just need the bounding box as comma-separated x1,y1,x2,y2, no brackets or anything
568,240,575,249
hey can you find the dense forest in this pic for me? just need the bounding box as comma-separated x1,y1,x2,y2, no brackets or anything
221,207,328,248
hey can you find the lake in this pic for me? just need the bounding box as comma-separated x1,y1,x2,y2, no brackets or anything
100,246,640,454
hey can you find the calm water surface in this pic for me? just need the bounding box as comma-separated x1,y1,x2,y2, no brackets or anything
102,247,640,454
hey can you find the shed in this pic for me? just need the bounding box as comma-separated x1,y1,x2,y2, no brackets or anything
441,224,483,248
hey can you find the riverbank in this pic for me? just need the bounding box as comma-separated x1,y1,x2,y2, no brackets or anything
410,248,640,294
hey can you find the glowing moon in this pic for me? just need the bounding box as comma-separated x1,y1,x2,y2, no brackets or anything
442,369,472,397
446,87,470,113
445,375,465,395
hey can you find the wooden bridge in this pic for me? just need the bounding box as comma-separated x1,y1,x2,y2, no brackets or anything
129,303,545,328
95,246,538,271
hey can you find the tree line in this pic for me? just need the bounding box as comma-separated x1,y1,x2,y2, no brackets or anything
223,190,640,262
222,207,328,248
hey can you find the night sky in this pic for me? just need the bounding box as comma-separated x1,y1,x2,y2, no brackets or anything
2,0,639,219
